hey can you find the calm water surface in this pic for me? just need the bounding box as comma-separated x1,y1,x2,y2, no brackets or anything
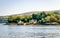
0,24,60,38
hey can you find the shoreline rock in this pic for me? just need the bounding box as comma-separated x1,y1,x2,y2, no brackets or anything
4,23,60,26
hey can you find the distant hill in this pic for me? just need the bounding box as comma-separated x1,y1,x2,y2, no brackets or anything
1,10,60,17
10,10,60,16
0,10,60,23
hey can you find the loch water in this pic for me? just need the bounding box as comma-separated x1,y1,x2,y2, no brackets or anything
0,24,60,38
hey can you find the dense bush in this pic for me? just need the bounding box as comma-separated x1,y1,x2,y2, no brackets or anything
8,12,60,24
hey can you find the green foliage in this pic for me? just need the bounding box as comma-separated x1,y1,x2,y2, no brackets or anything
8,16,20,23
22,16,32,23
8,11,60,24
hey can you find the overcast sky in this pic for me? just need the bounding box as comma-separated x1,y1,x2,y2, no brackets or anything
0,0,60,16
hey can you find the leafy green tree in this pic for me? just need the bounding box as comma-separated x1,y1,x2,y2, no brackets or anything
32,14,38,20
8,16,14,23
21,16,32,23
55,15,60,24
8,16,21,23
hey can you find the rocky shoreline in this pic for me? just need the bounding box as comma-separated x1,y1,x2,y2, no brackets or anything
4,23,60,26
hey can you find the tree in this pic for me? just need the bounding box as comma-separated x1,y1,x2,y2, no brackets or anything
8,16,14,23
32,14,37,19
55,15,60,24
21,16,32,23
8,16,21,23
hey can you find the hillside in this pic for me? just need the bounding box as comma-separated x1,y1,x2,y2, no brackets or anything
0,10,60,19
1,10,60,17
0,10,60,25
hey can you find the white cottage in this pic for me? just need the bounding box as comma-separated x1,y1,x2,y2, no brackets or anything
18,20,24,25
29,19,37,24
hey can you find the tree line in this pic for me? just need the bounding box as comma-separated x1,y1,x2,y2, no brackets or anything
8,12,60,24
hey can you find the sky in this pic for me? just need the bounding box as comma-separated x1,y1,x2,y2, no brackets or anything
0,0,60,16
